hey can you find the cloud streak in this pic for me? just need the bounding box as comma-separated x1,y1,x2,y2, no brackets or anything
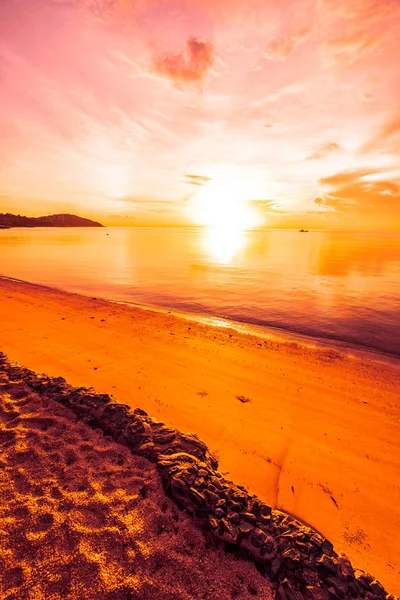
184,174,212,186
318,168,400,227
307,142,342,160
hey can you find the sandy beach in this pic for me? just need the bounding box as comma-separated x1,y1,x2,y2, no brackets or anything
0,276,399,594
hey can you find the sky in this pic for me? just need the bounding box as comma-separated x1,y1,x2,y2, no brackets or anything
1,0,400,229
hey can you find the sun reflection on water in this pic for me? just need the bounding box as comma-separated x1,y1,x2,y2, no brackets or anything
203,226,246,264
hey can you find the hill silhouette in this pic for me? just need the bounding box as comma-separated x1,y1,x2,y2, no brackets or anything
0,213,104,228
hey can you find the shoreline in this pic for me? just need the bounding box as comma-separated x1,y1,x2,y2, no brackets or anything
1,275,399,593
114,301,400,365
2,274,399,366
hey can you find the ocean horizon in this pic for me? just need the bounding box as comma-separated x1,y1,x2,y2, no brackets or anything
1,226,399,357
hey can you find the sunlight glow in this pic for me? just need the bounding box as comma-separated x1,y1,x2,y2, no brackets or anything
190,171,260,231
191,169,260,264
204,226,246,264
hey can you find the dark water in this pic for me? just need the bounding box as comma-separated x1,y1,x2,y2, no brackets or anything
1,227,399,356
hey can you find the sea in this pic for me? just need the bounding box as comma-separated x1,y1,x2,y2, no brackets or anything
1,227,399,357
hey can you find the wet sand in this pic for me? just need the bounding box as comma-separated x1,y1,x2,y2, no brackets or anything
0,276,399,593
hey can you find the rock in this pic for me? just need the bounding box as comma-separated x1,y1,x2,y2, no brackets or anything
129,418,146,432
259,503,272,518
9,382,31,399
369,581,386,597
302,568,319,587
250,528,267,548
270,557,282,580
293,568,304,583
232,488,248,500
238,521,254,536
317,554,337,577
296,540,312,556
304,586,331,600
194,476,206,487
215,508,225,518
260,536,277,560
294,529,306,541
170,491,189,512
220,518,234,535
124,422,146,446
281,579,299,600
281,547,301,569
218,519,238,543
93,393,112,406
227,511,240,524
259,514,271,525
338,554,354,581
188,487,207,506
321,538,334,556
348,580,360,597
239,512,257,523
154,430,176,445
209,516,218,529
102,403,131,420
355,570,374,588
160,451,199,466
205,489,219,505
210,477,223,491
170,476,188,495
310,533,324,547
278,536,292,553
276,584,288,600
302,556,316,569
181,471,196,486
180,432,208,455
138,441,157,461
325,576,348,599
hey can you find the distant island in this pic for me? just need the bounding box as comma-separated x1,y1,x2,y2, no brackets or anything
0,213,104,228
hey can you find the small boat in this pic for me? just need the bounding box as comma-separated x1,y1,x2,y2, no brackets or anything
299,229,309,232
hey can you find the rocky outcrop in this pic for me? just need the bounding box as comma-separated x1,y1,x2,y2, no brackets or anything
0,352,396,600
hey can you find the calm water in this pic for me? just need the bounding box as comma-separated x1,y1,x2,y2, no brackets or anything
1,227,399,356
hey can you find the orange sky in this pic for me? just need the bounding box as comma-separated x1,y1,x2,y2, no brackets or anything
0,0,400,229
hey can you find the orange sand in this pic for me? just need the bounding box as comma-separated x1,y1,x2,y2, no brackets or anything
0,277,399,593
0,371,273,600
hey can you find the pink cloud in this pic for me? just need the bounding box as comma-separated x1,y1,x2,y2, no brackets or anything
152,37,215,84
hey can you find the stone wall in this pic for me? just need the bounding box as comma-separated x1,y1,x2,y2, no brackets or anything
0,353,396,600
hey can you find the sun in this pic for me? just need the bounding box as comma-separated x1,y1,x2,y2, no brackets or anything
190,171,259,231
